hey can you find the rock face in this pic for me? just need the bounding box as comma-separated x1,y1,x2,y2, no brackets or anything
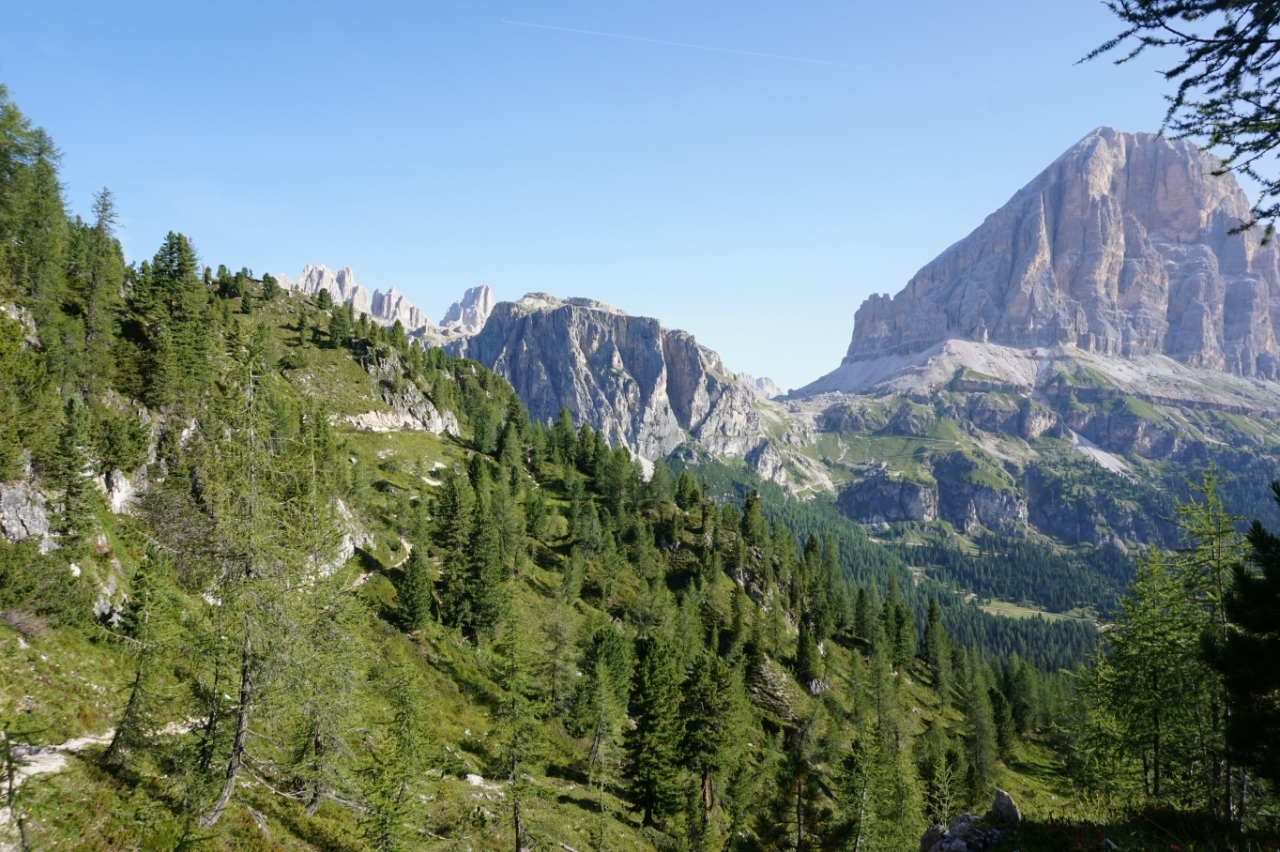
279,264,433,333
440,285,495,336
356,346,460,437
0,479,50,550
841,128,1280,378
450,294,778,468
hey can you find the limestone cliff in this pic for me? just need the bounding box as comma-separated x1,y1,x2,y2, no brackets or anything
840,128,1280,377
448,294,782,473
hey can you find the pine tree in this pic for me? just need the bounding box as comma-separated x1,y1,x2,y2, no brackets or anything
680,651,741,817
1210,480,1280,788
587,653,625,852
674,470,701,510
361,676,420,852
962,649,999,801
796,617,821,686
552,407,577,466
328,302,352,348
52,394,93,551
571,625,632,736
261,272,280,300
459,498,505,639
626,634,685,826
77,188,124,396
924,598,952,709
103,545,177,768
398,547,433,631
494,607,539,852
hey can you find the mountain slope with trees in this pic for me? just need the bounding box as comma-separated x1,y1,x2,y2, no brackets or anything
3,81,1280,852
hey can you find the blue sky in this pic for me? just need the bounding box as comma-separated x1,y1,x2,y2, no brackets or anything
2,1,1179,390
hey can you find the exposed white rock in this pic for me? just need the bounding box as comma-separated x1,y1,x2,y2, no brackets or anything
342,408,458,435
0,480,51,551
95,468,144,515
798,336,1280,416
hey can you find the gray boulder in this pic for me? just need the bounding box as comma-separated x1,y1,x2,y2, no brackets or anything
983,788,1022,824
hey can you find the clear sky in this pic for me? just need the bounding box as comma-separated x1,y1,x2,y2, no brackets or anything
2,1,1182,391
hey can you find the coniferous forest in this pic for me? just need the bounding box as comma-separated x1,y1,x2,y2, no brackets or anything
3,81,1280,852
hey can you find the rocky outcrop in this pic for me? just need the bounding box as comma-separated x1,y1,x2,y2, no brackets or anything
919,790,1019,852
838,472,939,524
836,462,1027,535
449,294,776,465
279,264,433,333
358,346,460,437
839,128,1280,377
0,480,50,550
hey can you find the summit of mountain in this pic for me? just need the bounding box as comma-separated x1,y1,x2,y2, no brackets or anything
801,127,1280,398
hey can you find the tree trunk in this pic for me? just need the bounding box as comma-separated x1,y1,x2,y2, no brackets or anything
795,778,804,852
305,727,324,817
1152,670,1161,800
200,626,253,829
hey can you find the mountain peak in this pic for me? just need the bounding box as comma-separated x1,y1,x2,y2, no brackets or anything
278,263,434,333
825,127,1279,386
440,285,496,335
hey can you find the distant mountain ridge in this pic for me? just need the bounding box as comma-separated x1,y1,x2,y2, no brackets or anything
447,293,794,479
275,264,497,340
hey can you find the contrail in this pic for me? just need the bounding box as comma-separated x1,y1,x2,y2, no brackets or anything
501,19,853,69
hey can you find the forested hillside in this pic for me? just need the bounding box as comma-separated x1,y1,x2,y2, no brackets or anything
2,84,1280,852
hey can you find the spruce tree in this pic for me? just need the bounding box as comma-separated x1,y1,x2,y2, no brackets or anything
626,634,685,826
52,394,93,551
1210,480,1280,787
924,598,952,709
962,648,999,801
795,617,821,686
460,498,505,640
680,651,741,817
399,546,433,631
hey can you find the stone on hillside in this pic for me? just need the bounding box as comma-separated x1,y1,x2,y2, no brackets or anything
919,808,1007,852
0,480,51,551
984,788,1021,824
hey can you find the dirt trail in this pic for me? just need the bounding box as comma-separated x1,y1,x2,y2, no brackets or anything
0,730,114,844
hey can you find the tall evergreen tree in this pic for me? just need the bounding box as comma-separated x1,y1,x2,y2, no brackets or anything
626,635,685,826
1210,480,1280,788
680,651,742,817
52,394,93,551
398,547,433,631
924,597,952,709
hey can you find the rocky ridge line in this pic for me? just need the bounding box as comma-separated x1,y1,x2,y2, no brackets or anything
447,293,794,481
